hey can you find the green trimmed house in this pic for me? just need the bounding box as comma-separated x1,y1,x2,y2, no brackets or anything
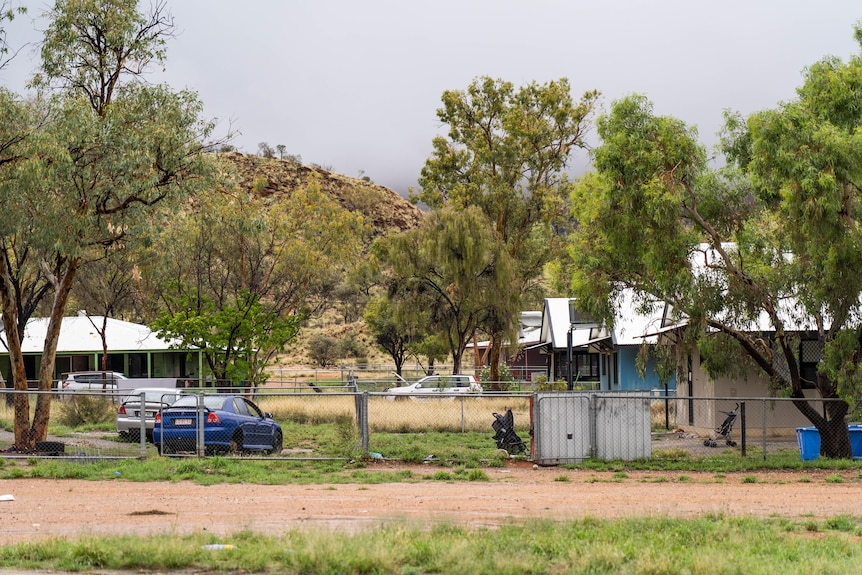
0,314,201,385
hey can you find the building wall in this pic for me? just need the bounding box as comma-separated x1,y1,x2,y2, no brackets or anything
616,346,675,392
675,347,820,433
0,350,200,384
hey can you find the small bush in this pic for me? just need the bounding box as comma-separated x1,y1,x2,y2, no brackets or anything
57,396,115,427
307,334,342,367
479,364,515,391
534,375,567,391
334,414,360,457
465,469,490,481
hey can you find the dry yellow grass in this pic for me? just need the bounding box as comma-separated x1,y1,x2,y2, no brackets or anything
256,393,531,433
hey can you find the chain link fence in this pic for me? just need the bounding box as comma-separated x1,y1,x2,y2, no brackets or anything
1,388,857,463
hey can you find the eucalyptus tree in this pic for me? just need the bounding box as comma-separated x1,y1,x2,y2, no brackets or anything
378,205,518,375
414,77,598,381
566,26,862,458
0,1,24,70
0,0,216,449
148,178,368,386
364,294,412,377
71,248,143,373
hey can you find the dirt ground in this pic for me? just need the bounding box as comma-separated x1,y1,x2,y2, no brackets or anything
2,461,862,544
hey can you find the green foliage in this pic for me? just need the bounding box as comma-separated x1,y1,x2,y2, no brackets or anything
337,329,368,360
0,2,25,69
378,205,518,373
0,0,217,448
38,0,173,116
333,414,360,457
153,290,299,385
479,363,514,390
56,397,115,427
144,177,367,382
533,375,568,391
364,293,416,375
257,142,274,158
565,27,862,455
307,334,342,367
415,76,600,381
2,517,862,574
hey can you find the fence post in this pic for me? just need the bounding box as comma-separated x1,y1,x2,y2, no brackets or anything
355,391,369,455
664,383,670,430
761,398,767,461
138,391,147,459
739,401,746,457
196,393,205,457
588,392,597,459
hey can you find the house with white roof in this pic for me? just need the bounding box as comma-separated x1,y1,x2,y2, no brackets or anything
537,292,674,392
0,314,202,385
468,311,547,382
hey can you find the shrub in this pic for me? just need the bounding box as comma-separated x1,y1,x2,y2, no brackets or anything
308,334,342,367
334,414,361,457
534,375,567,391
57,396,115,427
338,330,368,359
479,363,515,391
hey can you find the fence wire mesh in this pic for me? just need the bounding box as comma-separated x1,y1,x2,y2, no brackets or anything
0,388,857,462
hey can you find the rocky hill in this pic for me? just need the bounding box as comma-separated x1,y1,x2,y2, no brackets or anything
218,152,423,234
216,152,423,368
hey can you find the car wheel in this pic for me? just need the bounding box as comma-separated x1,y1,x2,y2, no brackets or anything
230,430,243,455
270,430,283,455
127,429,141,443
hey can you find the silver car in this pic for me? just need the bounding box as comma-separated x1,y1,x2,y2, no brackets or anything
117,387,183,441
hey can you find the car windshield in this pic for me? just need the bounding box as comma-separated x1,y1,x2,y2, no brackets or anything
169,395,227,410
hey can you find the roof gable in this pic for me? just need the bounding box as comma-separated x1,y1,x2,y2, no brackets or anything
540,290,665,350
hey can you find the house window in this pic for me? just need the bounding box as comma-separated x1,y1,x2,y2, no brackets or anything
573,352,600,381
799,339,821,389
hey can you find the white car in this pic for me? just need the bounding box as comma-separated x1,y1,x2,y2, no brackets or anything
117,387,184,441
385,373,483,397
58,371,127,395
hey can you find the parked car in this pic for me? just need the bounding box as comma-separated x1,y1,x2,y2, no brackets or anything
57,371,128,397
117,387,184,442
153,394,283,455
385,373,483,397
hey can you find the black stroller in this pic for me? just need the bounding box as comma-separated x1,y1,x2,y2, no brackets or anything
492,409,527,455
703,403,739,448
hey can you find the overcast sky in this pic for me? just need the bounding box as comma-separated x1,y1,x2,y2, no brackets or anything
2,1,862,195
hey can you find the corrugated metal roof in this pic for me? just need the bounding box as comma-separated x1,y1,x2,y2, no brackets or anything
1,316,182,354
540,290,665,351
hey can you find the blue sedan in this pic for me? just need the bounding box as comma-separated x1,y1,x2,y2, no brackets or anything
153,394,283,455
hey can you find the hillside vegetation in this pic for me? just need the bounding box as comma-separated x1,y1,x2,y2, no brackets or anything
219,152,423,235
217,153,425,371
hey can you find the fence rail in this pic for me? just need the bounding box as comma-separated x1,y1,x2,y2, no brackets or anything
0,389,856,463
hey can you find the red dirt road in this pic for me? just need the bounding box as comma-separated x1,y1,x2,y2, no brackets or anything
2,465,861,543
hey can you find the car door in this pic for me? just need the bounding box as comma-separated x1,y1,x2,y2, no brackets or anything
418,376,440,394
243,399,273,448
233,398,267,449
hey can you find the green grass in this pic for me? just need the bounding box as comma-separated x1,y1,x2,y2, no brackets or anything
0,427,859,484
1,516,861,574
